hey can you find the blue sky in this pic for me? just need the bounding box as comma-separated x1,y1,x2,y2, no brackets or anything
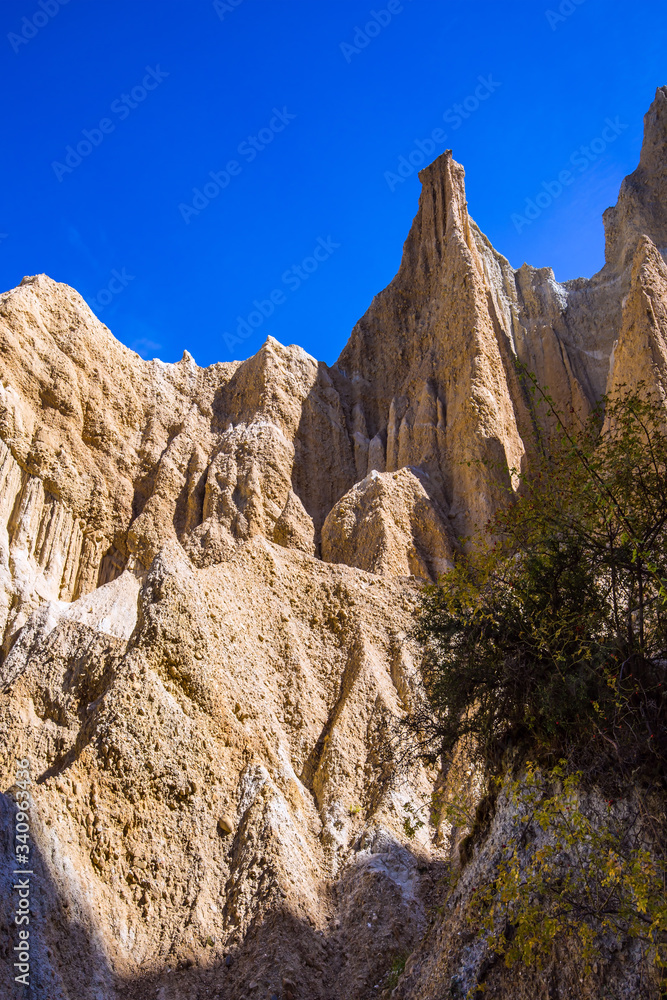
0,0,665,367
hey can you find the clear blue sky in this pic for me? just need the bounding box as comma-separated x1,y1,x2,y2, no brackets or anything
0,0,665,366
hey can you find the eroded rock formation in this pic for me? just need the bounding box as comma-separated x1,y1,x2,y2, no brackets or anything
322,468,455,580
0,86,666,1000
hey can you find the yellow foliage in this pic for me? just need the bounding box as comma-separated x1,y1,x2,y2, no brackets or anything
466,766,667,987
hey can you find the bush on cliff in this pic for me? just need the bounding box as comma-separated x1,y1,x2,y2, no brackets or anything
406,379,667,992
411,380,667,784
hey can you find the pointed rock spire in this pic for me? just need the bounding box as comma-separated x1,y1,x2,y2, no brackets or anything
603,86,667,271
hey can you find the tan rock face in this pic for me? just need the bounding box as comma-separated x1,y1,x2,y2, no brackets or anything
603,86,667,272
607,235,667,401
322,467,455,580
0,88,666,999
1,539,435,999
273,489,317,555
334,152,531,540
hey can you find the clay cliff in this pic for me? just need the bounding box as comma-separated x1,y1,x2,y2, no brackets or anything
0,86,666,1000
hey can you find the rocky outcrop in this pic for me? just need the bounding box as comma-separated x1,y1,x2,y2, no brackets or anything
0,282,359,650
607,235,667,401
0,538,438,1000
0,87,666,1000
334,152,531,539
322,467,455,580
335,86,667,531
603,86,667,273
272,489,317,555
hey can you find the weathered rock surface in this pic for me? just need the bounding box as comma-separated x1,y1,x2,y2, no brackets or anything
0,86,665,999
272,489,317,555
322,467,455,580
1,539,439,999
603,86,667,273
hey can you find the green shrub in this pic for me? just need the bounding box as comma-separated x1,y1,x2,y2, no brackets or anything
405,377,667,992
410,380,667,783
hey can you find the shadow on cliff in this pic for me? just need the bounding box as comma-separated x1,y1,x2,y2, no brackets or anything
0,791,117,1000
289,361,358,544
1,784,442,1000
288,356,527,558
113,879,432,1000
